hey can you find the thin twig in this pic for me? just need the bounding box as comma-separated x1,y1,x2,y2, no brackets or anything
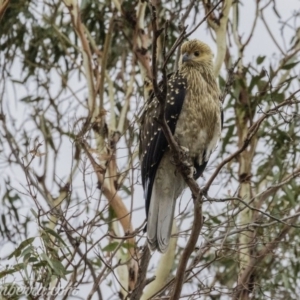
204,90,300,192
205,195,300,228
99,15,115,110
233,206,300,299
170,195,203,300
130,244,151,300
185,0,223,39
150,3,164,99
0,0,10,20
174,1,196,70
260,10,285,55
220,58,240,103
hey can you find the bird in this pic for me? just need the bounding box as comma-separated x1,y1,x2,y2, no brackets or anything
139,39,222,253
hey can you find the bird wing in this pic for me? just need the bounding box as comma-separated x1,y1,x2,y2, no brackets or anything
139,71,187,218
221,103,224,129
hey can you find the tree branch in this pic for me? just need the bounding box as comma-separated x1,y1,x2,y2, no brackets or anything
170,195,203,300
203,91,300,193
0,0,9,20
233,206,300,299
141,223,178,300
130,244,151,300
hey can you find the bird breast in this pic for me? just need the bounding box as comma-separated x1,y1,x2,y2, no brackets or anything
174,70,221,164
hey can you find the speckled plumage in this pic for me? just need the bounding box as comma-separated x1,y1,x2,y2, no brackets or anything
139,40,222,252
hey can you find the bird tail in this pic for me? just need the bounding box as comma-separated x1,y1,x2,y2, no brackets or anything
147,155,184,252
147,181,176,252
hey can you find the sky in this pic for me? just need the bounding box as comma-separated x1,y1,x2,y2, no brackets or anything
1,0,300,299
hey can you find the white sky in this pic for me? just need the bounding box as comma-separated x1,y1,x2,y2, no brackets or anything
1,1,300,299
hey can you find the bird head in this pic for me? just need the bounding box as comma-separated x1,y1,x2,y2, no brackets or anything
179,40,214,68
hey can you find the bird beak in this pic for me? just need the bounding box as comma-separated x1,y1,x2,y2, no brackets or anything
182,53,190,63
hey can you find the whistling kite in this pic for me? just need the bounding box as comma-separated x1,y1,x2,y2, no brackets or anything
139,40,222,252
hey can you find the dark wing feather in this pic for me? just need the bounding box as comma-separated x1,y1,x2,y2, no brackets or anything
193,157,208,180
139,72,187,217
221,104,224,129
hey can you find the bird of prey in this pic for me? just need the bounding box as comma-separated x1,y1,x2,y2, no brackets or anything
139,40,222,252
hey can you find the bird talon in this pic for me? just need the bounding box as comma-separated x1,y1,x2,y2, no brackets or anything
187,166,196,178
180,146,189,154
179,146,190,163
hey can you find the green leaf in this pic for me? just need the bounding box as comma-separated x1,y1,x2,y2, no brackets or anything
121,185,131,195
282,273,290,289
248,75,261,92
102,242,119,252
23,252,32,262
284,186,295,206
32,260,48,268
210,216,221,225
8,237,35,259
30,208,38,218
28,257,38,263
0,269,17,279
92,258,102,268
41,253,53,268
256,56,266,65
281,61,299,70
21,245,33,258
51,259,67,279
221,125,235,152
219,75,226,88
40,253,67,279
14,263,25,271
121,242,135,250
43,227,67,247
20,96,43,103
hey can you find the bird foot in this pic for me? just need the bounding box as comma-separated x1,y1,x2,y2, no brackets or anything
187,166,196,178
177,146,195,178
178,162,194,179
179,145,189,153
170,141,194,178
170,145,189,165
178,145,190,161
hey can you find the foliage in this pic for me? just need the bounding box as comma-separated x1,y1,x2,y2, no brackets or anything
0,0,300,299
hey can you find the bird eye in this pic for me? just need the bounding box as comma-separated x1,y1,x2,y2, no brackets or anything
194,51,200,57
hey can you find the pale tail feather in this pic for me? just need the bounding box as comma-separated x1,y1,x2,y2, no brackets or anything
147,154,184,252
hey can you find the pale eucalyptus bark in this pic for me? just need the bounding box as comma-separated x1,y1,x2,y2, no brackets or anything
141,223,178,300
